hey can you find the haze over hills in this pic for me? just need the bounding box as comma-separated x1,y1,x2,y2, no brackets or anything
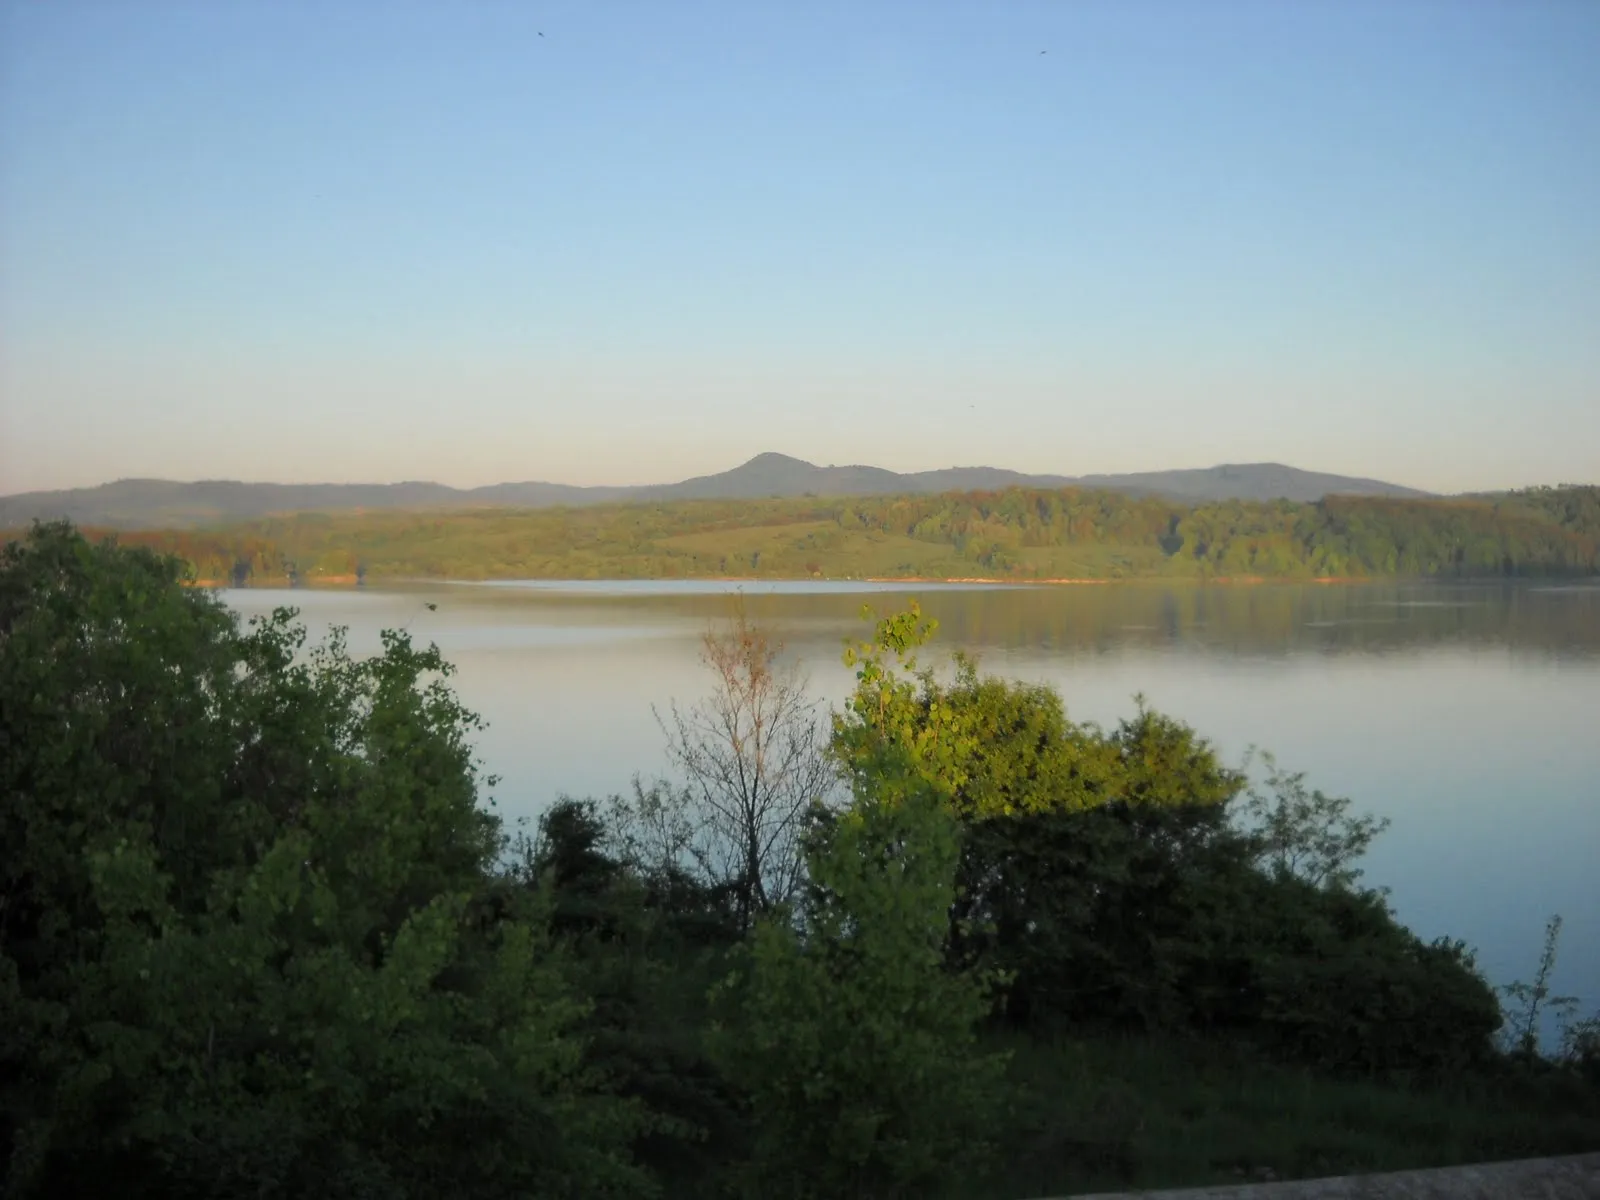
0,454,1430,530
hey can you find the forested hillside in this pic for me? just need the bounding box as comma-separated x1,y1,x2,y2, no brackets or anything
1487,484,1600,538
5,485,1596,585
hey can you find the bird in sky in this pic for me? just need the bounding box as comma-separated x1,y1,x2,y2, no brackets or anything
425,602,437,611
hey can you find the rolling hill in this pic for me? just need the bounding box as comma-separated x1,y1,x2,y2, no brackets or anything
0,453,1429,530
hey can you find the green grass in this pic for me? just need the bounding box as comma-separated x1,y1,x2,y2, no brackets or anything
956,1032,1600,1199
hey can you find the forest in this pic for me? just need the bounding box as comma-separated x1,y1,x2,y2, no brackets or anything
2,523,1597,1199
7,483,1597,587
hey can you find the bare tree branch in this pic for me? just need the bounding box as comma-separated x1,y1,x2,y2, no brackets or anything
611,597,839,929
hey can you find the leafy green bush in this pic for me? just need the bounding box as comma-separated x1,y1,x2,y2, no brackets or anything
834,604,1504,1079
0,524,648,1198
709,785,1007,1199
519,796,747,1195
700,605,1009,1198
1199,877,1502,1077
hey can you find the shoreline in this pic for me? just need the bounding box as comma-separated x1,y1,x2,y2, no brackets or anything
189,573,1384,589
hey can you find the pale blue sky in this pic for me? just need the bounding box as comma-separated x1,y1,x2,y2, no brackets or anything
2,0,1597,495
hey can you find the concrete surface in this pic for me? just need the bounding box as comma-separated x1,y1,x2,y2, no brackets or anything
1038,1152,1600,1199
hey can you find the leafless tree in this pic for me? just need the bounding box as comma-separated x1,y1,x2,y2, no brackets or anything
610,598,838,929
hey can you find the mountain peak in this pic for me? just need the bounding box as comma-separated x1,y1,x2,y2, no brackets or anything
740,452,813,469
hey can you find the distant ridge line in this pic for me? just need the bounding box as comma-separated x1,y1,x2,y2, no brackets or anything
0,453,1431,530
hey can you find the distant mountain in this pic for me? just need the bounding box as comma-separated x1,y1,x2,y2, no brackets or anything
1069,463,1429,504
621,453,1075,502
0,454,1429,530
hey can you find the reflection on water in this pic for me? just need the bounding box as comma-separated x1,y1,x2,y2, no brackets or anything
220,580,1600,1020
469,579,1029,596
425,578,1600,659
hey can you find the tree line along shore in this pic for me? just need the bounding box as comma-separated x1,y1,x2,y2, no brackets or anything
4,483,1596,587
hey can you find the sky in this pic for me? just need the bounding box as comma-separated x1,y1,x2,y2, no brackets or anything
2,0,1597,496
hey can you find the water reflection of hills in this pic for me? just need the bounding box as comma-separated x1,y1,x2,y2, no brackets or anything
458,582,1600,660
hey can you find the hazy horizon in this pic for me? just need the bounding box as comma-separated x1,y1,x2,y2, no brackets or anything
3,2,1597,496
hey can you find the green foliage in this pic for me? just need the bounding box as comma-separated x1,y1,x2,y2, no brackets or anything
1498,915,1582,1061
831,602,970,800
709,784,1008,1199
0,523,648,1198
828,605,1504,1081
1494,484,1600,539
960,780,1502,1076
701,609,1011,1197
19,483,1597,585
2,528,1593,1197
518,797,746,1196
1234,750,1393,890
956,794,1237,1032
1189,879,1503,1077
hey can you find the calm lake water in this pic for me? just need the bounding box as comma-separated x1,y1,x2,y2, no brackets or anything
221,579,1600,1024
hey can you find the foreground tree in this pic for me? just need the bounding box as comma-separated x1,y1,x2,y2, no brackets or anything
611,599,836,931
0,524,647,1198
712,788,1007,1199
710,608,1008,1199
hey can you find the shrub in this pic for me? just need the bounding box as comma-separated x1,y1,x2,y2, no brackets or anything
710,783,1008,1198
0,524,648,1198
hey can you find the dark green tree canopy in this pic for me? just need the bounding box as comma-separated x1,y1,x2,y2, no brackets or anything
0,523,646,1199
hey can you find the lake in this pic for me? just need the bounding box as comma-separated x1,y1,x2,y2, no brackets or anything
221,579,1600,1031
